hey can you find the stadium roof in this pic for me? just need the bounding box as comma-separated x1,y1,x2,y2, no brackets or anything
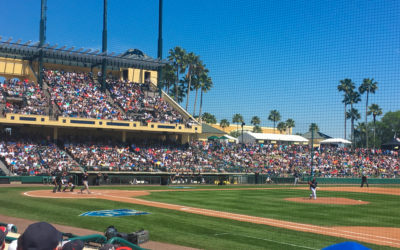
0,37,166,70
302,131,331,140
320,138,351,144
202,123,225,134
243,131,309,142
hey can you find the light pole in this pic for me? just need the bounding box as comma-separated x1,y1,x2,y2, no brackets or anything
311,127,314,177
241,122,245,144
157,0,163,97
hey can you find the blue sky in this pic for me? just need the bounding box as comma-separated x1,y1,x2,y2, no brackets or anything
1,0,399,137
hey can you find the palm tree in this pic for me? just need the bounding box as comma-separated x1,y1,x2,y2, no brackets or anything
346,107,361,150
277,122,287,134
232,114,244,133
168,81,186,103
251,116,261,133
168,46,187,102
355,122,367,147
367,103,382,148
191,64,206,116
285,118,295,134
309,123,319,133
184,52,201,111
202,112,217,124
251,116,261,126
198,70,213,119
359,78,378,148
161,64,176,93
253,126,262,133
220,119,230,131
338,79,356,139
268,110,281,133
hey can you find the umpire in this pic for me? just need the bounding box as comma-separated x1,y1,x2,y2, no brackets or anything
361,175,369,188
52,171,62,193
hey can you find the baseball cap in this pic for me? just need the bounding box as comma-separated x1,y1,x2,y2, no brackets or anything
62,239,84,250
18,222,62,250
0,226,7,235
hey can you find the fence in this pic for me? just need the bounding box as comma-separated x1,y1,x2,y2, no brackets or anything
1,174,400,185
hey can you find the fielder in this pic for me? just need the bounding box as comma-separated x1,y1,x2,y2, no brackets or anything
309,177,317,200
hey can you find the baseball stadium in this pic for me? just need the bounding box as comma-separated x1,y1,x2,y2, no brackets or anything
1,1,400,249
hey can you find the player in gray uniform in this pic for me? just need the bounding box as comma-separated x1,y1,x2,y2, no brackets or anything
80,171,91,194
309,177,317,200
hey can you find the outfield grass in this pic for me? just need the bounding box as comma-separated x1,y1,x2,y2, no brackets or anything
0,185,397,250
140,187,400,227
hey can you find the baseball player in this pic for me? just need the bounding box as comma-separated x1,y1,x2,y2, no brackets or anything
63,174,76,192
309,177,317,200
80,171,91,194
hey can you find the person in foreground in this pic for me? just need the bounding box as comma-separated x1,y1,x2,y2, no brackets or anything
7,222,84,250
309,177,318,200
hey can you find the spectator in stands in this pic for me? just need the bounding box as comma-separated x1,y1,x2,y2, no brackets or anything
107,79,184,124
0,79,48,116
0,228,6,250
62,239,84,250
0,138,79,176
44,69,126,120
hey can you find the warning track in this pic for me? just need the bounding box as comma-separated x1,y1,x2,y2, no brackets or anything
24,187,400,248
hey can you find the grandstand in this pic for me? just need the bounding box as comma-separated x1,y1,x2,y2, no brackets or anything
0,45,399,184
0,37,204,179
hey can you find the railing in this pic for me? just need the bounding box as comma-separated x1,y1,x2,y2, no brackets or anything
0,113,201,133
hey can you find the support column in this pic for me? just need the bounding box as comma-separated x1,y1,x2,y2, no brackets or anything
38,0,47,87
53,127,58,141
101,0,108,89
122,130,127,143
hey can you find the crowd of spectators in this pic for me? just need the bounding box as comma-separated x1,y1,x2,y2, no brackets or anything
0,71,189,126
0,133,399,177
61,140,400,178
0,139,79,176
44,69,127,120
0,79,48,116
107,79,184,124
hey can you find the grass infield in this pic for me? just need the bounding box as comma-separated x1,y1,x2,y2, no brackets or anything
0,185,398,250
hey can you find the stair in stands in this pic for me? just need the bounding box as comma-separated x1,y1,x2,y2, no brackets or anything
0,158,12,176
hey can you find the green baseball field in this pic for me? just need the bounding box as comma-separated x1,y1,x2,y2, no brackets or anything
1,184,400,249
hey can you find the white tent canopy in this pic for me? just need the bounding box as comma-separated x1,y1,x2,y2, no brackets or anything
240,131,308,144
320,138,352,144
222,134,239,143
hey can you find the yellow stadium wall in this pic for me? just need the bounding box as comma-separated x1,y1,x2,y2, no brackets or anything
0,57,37,82
122,68,158,84
210,124,292,135
0,114,201,136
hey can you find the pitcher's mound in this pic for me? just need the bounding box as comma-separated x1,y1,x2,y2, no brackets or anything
285,197,369,205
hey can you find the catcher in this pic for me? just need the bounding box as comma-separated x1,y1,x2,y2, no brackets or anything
308,177,317,200
63,173,76,192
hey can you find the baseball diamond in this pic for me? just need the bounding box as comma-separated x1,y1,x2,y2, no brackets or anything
1,0,400,249
0,185,395,249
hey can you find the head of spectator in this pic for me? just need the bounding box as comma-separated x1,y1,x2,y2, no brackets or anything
17,222,62,250
99,244,115,250
0,229,6,250
62,240,84,250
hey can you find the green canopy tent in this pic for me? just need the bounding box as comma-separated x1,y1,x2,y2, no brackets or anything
208,136,220,140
